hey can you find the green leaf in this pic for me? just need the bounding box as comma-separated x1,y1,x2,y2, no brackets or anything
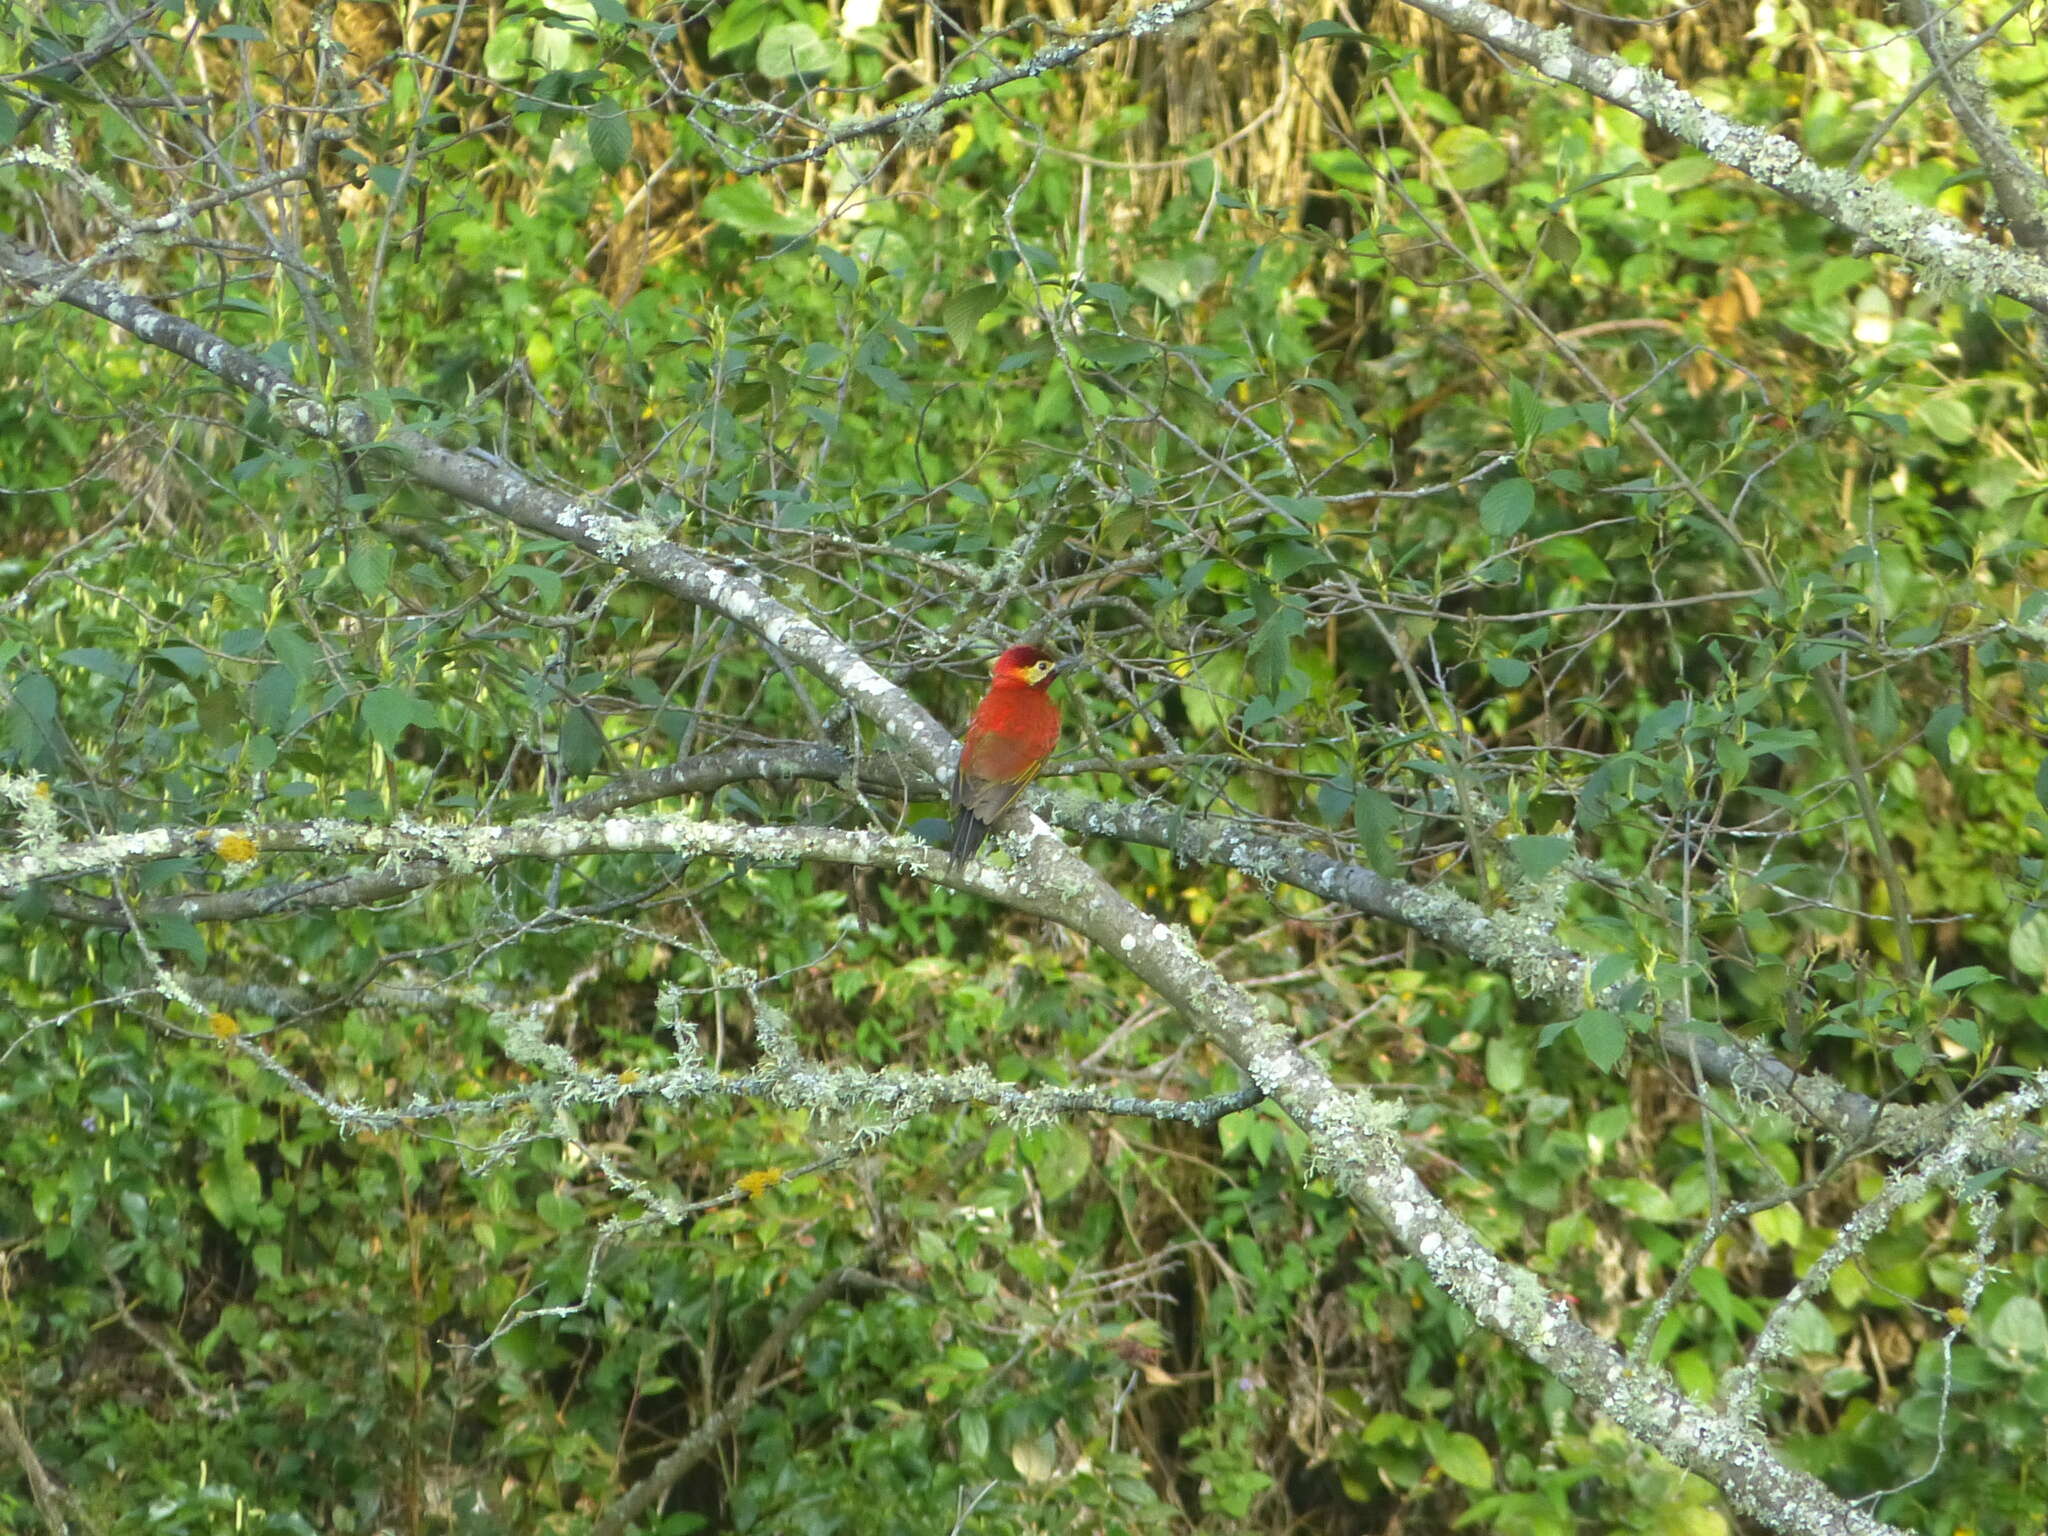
1430,124,1506,191
148,914,208,965
701,181,812,238
1309,149,1376,192
820,246,860,287
1594,1176,1677,1222
57,647,136,685
1249,598,1305,700
1023,1124,1091,1202
364,686,418,752
347,538,393,600
1750,1203,1803,1247
1363,1411,1418,1446
1484,1037,1526,1094
249,665,297,733
1077,333,1151,370
1538,218,1581,269
1422,1423,1494,1490
267,624,322,681
1747,726,1816,761
1574,1009,1627,1072
500,563,564,609
148,646,212,682
1508,835,1573,881
1988,1295,2048,1360
537,1192,583,1232
756,20,839,78
942,283,1002,353
7,670,58,736
1812,254,1873,305
1010,1432,1056,1483
1634,700,1691,750
1134,256,1216,307
1932,965,1994,993
1266,539,1336,583
1508,379,1542,445
252,1241,284,1281
1589,951,1636,995
1484,656,1531,686
707,0,772,56
199,1153,264,1231
2010,911,2048,978
1924,702,1965,770
1916,395,1973,445
1783,1299,1836,1355
1354,787,1401,876
558,706,607,778
587,98,630,173
1479,477,1534,538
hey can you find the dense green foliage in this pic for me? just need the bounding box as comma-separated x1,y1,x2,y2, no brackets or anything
4,0,2048,1531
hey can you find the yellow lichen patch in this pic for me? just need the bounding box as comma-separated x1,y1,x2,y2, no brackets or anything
208,1012,240,1038
213,831,259,865
735,1168,785,1199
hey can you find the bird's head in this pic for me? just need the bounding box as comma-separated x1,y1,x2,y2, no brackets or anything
992,644,1076,689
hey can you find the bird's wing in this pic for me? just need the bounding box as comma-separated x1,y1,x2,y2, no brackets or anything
950,719,1052,864
957,760,1044,826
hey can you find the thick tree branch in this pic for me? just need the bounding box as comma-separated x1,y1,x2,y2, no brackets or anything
1895,0,2048,253
0,801,1938,1534
0,238,1916,1535
1382,0,2048,314
12,741,2037,1177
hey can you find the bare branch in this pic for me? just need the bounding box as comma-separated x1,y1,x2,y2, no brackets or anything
590,1263,887,1536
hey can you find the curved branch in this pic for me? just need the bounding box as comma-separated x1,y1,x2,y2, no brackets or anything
0,236,958,780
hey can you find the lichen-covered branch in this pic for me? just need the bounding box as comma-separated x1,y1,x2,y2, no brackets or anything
13,735,2036,1177
1,798,1914,1534
1381,0,2048,315
0,235,957,779
0,235,1915,1535
1721,1075,2048,1421
1894,0,2048,254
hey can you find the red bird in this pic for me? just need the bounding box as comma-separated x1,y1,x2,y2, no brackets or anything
950,644,1075,869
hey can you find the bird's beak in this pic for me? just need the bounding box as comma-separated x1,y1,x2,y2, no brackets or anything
1052,655,1087,680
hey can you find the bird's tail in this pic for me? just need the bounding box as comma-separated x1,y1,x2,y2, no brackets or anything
948,810,990,871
